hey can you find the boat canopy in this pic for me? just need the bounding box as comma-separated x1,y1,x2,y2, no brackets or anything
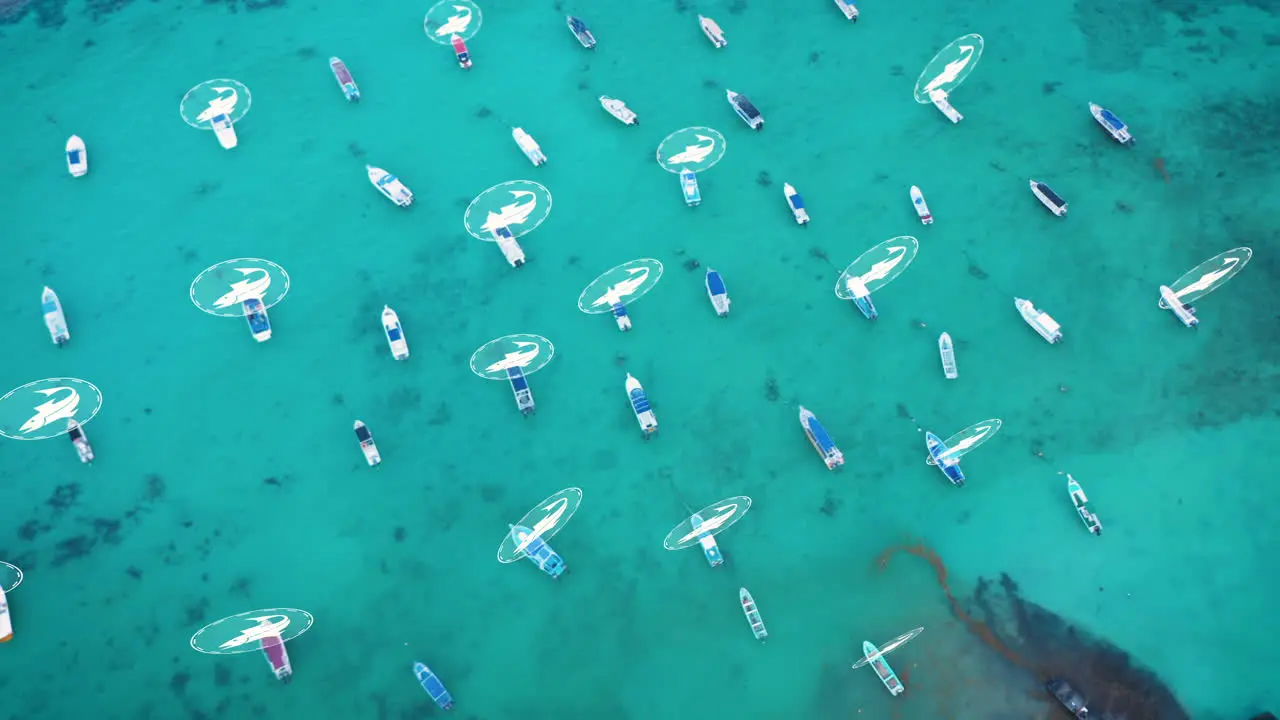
355,424,372,442
1038,184,1065,205
1100,109,1124,129
809,418,836,451
706,271,727,295
789,194,805,210
387,327,403,341
630,389,651,414
737,97,760,117
507,366,530,391
67,149,82,162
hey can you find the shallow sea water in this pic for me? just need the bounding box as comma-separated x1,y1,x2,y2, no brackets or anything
1,1,1278,718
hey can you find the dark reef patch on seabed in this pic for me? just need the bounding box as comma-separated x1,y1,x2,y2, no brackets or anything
0,0,286,27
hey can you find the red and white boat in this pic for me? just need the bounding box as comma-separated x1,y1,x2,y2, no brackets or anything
451,34,471,69
260,632,292,683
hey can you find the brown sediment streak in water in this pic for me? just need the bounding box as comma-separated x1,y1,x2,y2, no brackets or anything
1154,157,1170,183
875,542,1035,671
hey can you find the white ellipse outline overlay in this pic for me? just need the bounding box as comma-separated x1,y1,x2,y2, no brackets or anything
925,418,1003,465
656,126,728,174
469,334,556,381
189,258,292,317
189,607,315,655
577,258,665,314
663,495,753,551
462,180,554,241
497,487,584,564
179,78,253,129
913,34,985,104
835,237,920,299
1158,247,1252,308
0,561,23,592
0,378,104,441
851,627,925,669
423,0,483,44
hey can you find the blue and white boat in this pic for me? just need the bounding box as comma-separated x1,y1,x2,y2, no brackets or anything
566,16,596,48
382,305,409,360
1160,284,1198,328
1067,474,1103,536
784,183,809,224
413,662,454,710
1089,102,1132,146
243,297,272,342
508,523,566,578
366,165,414,207
626,373,658,438
726,89,763,130
611,303,631,331
845,276,878,320
1015,297,1062,343
210,112,237,149
705,269,730,317
65,135,87,177
491,225,526,268
924,432,965,486
680,168,701,206
799,406,843,470
689,513,724,567
1029,180,1067,216
507,366,536,416
42,286,70,346
863,641,905,696
329,57,360,102
834,0,858,21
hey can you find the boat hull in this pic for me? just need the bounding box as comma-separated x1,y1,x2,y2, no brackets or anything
680,169,701,206
42,287,70,345
864,641,905,695
740,588,767,639
66,136,88,177
925,432,965,486
799,406,843,469
382,307,410,360
414,663,455,710
0,585,12,642
938,332,958,379
1029,180,1067,216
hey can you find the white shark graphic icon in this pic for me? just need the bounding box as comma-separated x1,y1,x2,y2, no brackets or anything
434,5,472,36
195,87,240,124
937,423,996,460
666,135,716,165
859,245,908,284
922,45,975,95
677,504,738,545
1175,258,1239,300
485,341,540,373
212,268,271,308
513,498,570,553
481,191,538,233
218,615,291,650
19,387,80,434
591,267,650,308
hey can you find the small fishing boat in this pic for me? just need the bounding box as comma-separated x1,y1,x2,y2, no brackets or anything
451,33,472,69
414,662,455,710
1015,297,1062,344
1030,179,1067,216
354,420,382,466
1160,285,1198,328
491,225,526,268
382,305,409,360
705,269,730,317
784,183,809,224
1046,678,1090,719
599,96,638,125
65,135,87,177
507,366,536,416
210,112,238,149
739,587,767,640
42,286,70,346
910,186,933,224
925,432,965,486
243,297,272,342
928,89,962,123
680,167,701,206
567,16,596,49
834,0,859,21
512,128,547,166
68,419,94,463
726,89,763,130
699,15,727,48
260,632,292,683
798,406,843,470
509,524,566,577
612,303,631,331
1067,474,1103,536
938,332,958,379
0,584,11,643
844,276,878,320
1089,102,1132,146
690,513,724,567
863,641,905,696
329,57,360,101
366,165,414,207
626,373,658,438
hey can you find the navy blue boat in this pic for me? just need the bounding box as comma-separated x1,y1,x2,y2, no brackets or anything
705,269,730,317
507,366,535,416
242,297,272,342
566,16,596,48
508,524,566,578
925,432,965,486
611,302,631,331
414,662,454,710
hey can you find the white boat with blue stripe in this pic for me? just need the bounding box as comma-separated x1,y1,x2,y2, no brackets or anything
626,373,658,438
705,269,730,317
1089,102,1132,146
366,165,414,207
799,405,843,470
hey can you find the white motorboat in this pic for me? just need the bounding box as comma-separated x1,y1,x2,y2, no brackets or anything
1159,285,1198,328
726,89,763,130
1030,180,1067,216
783,183,809,225
910,186,933,224
938,332,958,379
210,113,238,149
705,268,730,317
1067,474,1103,536
625,373,658,438
1015,297,1062,344
243,297,272,342
491,225,526,267
566,16,596,49
0,584,11,643
512,128,547,166
354,420,382,466
68,418,94,463
740,588,767,640
65,135,87,177
1089,102,1133,146
366,165,414,207
834,0,859,20
929,89,963,123
680,168,701,207
599,96,638,125
382,305,409,360
699,15,727,48
41,286,70,346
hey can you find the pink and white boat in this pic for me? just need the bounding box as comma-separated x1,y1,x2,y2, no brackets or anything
260,632,292,683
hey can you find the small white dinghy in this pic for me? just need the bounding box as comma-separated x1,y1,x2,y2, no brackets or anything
65,135,88,177
929,89,962,124
783,183,809,225
382,305,409,360
599,96,638,125
42,286,70,346
512,128,547,166
354,420,382,466
1030,180,1067,216
210,113,238,149
938,332,958,379
910,186,933,224
699,15,727,48
366,165,414,207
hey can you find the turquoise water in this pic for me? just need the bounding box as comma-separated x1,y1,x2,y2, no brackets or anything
2,0,1279,718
